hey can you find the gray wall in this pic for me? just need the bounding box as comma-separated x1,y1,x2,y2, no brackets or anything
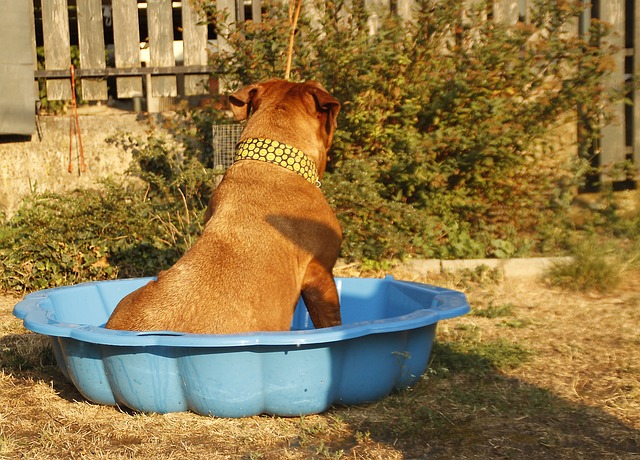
0,1,36,135
0,111,160,218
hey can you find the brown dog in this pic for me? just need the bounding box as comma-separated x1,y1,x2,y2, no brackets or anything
105,79,342,334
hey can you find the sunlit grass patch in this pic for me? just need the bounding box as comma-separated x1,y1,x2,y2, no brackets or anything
431,339,534,377
544,239,628,293
473,302,515,318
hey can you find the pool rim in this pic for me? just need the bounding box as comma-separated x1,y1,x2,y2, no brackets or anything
13,275,470,348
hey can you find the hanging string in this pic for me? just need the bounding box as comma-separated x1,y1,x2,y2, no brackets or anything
68,64,86,174
284,0,303,80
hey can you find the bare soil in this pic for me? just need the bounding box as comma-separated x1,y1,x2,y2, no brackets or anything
1,269,639,459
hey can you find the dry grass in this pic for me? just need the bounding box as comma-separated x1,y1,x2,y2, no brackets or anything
1,269,639,459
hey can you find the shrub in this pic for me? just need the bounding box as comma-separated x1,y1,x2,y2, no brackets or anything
0,180,194,293
0,113,224,294
544,189,640,292
0,103,232,293
544,238,623,292
203,0,615,262
0,1,621,293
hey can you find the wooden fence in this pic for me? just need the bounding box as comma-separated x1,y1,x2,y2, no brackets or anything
34,0,223,102
486,0,637,181
27,0,640,178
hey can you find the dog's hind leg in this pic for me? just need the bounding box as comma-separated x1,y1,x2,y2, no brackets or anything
301,259,342,328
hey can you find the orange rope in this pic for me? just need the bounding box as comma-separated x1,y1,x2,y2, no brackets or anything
68,64,86,173
284,0,302,80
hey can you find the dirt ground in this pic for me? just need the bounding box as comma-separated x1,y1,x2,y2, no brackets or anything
1,269,639,459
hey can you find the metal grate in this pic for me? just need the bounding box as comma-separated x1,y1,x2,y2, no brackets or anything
212,124,244,169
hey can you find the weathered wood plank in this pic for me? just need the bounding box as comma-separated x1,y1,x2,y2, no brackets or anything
366,0,390,35
236,0,245,22
561,3,579,37
578,0,591,36
112,0,143,98
148,0,177,97
216,0,238,55
251,0,262,22
599,0,627,169
42,0,71,100
634,0,640,172
35,66,211,78
77,0,108,100
395,0,414,21
493,0,519,24
30,0,39,104
0,1,36,134
182,0,209,95
215,0,238,92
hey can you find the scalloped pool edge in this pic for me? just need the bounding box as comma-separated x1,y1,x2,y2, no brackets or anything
13,276,470,417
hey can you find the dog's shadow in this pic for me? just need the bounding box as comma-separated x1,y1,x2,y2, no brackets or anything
265,214,341,255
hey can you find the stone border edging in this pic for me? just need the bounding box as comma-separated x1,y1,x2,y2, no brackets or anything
402,257,572,279
335,257,573,279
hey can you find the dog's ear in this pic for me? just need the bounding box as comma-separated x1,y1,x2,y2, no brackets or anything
306,83,341,139
228,84,261,121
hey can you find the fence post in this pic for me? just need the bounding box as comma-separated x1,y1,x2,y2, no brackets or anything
77,0,108,100
252,0,262,22
396,0,415,21
0,1,37,135
492,0,519,24
148,0,177,97
30,0,39,107
634,0,640,175
182,0,209,96
216,0,238,54
112,0,143,98
42,0,71,100
365,0,389,35
599,0,627,173
216,0,239,92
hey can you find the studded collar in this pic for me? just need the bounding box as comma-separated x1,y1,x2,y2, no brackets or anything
234,138,321,187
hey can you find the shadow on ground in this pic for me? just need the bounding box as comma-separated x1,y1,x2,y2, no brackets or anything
336,342,640,459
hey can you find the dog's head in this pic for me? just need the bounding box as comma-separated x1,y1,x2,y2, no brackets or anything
228,79,341,178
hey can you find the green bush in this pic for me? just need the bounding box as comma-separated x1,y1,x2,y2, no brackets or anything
0,104,238,293
0,180,194,293
204,0,615,262
544,238,623,292
0,114,225,294
543,189,640,292
0,1,622,293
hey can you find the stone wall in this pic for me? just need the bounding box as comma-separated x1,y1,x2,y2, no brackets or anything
0,109,153,218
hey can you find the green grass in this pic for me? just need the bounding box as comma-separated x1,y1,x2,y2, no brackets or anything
431,339,534,376
473,302,515,318
545,190,640,293
544,238,632,293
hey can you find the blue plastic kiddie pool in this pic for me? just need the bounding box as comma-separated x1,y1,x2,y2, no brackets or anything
13,276,469,417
